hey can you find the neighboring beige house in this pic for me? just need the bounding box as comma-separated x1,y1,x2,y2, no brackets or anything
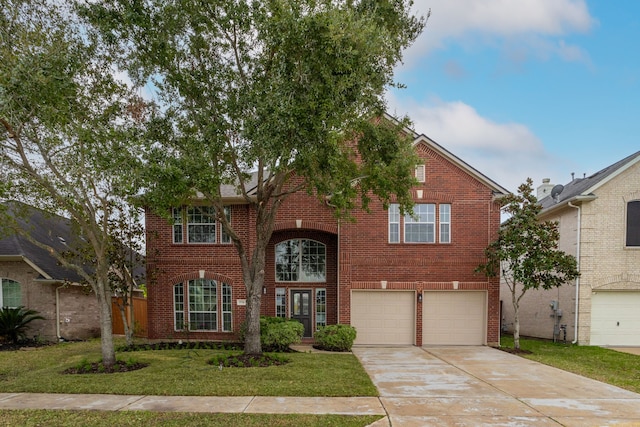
500,151,640,346
0,202,101,341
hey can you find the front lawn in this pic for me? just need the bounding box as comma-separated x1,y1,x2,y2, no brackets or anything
0,410,381,427
0,339,377,397
501,335,640,394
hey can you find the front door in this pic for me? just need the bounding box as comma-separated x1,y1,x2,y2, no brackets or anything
291,290,312,338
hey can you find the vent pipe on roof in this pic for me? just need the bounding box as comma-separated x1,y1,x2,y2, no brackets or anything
537,178,554,200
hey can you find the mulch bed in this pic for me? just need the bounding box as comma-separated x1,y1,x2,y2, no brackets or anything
0,339,54,352
63,360,149,374
498,347,533,355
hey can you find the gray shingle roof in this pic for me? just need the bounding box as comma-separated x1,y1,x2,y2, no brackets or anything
539,150,640,211
0,202,85,282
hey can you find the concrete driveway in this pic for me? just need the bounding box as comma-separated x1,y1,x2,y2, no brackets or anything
353,346,640,426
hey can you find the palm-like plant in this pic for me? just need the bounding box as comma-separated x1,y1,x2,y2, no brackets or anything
0,306,45,344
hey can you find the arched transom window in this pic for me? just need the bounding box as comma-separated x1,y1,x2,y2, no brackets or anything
275,239,326,282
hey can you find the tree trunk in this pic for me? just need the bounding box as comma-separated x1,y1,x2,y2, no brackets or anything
244,279,263,355
513,304,521,350
97,287,116,367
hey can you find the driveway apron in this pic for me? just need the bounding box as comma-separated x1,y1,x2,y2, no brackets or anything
353,346,640,427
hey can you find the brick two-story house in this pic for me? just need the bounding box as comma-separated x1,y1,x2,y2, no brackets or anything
145,129,508,346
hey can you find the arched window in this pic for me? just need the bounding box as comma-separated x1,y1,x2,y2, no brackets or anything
173,279,232,331
0,279,21,308
627,200,640,247
275,239,326,282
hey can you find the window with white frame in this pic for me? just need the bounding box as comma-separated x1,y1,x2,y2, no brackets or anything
627,200,640,247
174,283,185,330
315,288,326,330
405,204,435,243
389,204,400,243
173,279,232,331
276,288,286,318
221,206,232,244
0,278,21,308
415,164,425,183
439,204,451,244
172,208,183,244
275,239,326,282
389,203,452,244
187,207,216,243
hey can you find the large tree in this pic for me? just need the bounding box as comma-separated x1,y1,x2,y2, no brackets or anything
0,0,145,366
476,178,580,350
83,0,425,355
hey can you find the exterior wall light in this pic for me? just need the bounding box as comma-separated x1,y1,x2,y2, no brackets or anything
417,293,423,303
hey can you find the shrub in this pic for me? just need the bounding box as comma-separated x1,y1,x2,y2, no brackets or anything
240,316,304,352
314,324,357,352
260,316,304,352
0,306,45,344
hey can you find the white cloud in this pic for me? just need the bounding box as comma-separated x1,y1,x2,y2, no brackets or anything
404,0,595,65
387,95,571,193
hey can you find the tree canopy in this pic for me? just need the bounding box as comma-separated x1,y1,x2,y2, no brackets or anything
477,178,580,349
1,0,146,365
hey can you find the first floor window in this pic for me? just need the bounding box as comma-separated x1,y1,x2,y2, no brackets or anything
174,283,184,330
315,288,326,330
173,279,232,331
276,288,286,318
627,200,640,247
0,278,21,308
405,204,435,243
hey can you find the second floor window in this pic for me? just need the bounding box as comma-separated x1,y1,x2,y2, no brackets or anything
172,206,232,244
627,200,640,247
389,203,452,244
275,239,326,282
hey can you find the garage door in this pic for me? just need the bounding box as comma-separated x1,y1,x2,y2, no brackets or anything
351,291,415,345
423,291,486,345
591,291,640,346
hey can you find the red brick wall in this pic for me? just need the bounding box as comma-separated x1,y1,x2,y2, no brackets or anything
145,141,502,345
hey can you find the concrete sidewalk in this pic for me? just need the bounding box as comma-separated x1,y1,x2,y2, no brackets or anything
0,392,385,416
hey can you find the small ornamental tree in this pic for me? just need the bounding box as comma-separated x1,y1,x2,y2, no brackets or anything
476,178,579,350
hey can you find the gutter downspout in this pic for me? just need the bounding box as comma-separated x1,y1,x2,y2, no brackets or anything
55,284,65,341
336,221,340,324
568,202,581,344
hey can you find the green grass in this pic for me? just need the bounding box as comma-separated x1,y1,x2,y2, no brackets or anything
0,339,377,396
501,335,640,393
0,410,382,427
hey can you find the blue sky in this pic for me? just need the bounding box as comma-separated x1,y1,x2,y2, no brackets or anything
388,0,640,192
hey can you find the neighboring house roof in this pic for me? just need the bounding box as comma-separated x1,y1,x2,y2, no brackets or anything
539,151,640,215
0,201,85,283
0,202,146,284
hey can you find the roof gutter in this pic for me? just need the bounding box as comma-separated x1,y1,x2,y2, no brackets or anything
539,195,597,217
567,201,582,344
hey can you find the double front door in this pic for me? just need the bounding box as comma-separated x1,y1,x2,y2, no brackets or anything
291,289,312,338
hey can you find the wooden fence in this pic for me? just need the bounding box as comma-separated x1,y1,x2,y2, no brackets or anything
111,296,148,337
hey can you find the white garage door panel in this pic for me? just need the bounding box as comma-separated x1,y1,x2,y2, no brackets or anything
351,291,415,345
591,292,640,346
423,291,486,345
